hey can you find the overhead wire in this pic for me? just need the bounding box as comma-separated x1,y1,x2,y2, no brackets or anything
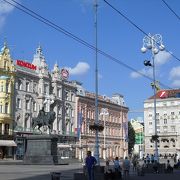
3,0,172,89
103,0,180,63
161,0,180,21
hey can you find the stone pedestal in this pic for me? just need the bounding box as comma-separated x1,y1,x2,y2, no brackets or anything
23,135,58,164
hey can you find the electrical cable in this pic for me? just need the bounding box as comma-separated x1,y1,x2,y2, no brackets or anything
103,0,180,63
3,0,172,89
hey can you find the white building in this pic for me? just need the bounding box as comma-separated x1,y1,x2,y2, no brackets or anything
144,89,180,158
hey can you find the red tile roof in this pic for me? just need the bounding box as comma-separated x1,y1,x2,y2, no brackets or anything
148,89,180,99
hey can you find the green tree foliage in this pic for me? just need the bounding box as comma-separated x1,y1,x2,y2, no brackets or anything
128,121,135,155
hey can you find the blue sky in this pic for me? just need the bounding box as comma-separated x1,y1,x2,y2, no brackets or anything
1,0,180,120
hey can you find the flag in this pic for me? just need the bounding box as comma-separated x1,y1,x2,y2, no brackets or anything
77,112,83,139
123,122,128,142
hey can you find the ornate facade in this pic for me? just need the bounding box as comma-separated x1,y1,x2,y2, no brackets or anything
0,42,129,161
74,83,129,161
0,43,16,158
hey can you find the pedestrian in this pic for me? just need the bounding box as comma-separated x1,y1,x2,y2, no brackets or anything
123,156,130,180
151,154,154,164
165,160,173,173
113,157,121,172
113,157,122,179
104,160,114,180
85,151,97,180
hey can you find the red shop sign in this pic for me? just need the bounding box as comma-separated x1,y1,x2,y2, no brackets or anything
16,60,37,70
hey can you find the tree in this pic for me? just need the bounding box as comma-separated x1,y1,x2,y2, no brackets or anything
128,121,135,155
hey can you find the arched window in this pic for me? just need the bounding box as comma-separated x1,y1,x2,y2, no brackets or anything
26,82,30,92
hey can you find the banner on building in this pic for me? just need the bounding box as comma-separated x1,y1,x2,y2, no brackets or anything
77,112,83,139
123,122,128,142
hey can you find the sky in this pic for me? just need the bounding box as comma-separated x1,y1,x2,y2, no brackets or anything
0,0,180,120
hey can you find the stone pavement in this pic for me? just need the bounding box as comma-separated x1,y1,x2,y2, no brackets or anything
0,159,180,180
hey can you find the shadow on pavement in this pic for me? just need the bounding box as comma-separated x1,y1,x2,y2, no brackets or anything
13,168,82,180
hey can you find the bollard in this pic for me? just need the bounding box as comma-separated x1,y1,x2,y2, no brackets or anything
50,172,61,180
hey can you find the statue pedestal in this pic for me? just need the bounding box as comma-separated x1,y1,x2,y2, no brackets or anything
23,135,58,165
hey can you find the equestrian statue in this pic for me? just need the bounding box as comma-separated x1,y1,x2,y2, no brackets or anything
32,107,56,134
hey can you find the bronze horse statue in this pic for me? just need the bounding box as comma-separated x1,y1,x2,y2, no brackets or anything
32,110,56,134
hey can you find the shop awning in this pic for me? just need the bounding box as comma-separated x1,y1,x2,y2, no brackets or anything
57,144,71,148
0,140,17,147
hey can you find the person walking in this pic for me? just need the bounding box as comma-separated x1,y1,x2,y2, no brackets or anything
104,160,114,180
85,151,97,180
123,156,130,180
113,157,122,179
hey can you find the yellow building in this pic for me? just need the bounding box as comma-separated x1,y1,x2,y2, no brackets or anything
0,43,16,159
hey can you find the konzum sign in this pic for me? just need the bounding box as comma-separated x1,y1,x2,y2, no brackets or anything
16,60,37,70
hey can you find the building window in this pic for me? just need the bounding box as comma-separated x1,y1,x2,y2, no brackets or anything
6,82,9,93
163,126,168,132
149,121,152,125
26,82,30,92
17,98,21,109
57,88,61,98
0,105,2,113
33,102,37,111
44,85,48,95
149,114,152,117
156,119,160,124
171,126,176,132
26,100,30,110
171,112,175,115
18,80,22,90
71,93,74,101
4,123,9,135
33,83,37,93
164,119,167,124
5,103,8,114
65,91,69,101
0,123,2,134
0,83,3,92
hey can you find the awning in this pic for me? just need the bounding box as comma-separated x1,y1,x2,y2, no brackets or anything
57,144,71,148
0,140,17,147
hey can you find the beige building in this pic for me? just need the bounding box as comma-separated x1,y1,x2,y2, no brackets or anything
0,43,16,159
74,82,129,161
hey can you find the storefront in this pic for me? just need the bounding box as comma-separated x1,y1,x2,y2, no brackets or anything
0,140,17,159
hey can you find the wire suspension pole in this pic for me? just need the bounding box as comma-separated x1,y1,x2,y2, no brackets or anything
94,0,100,165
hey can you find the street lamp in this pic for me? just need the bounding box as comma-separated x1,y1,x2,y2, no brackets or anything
141,33,165,162
100,108,109,160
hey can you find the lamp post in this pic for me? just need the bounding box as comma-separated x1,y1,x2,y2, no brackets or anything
141,34,165,162
100,108,109,160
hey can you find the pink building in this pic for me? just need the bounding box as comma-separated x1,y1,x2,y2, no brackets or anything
74,86,129,161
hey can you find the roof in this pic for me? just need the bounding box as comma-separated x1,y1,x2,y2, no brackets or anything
148,89,180,100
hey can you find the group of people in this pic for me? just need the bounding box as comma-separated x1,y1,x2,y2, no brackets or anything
84,150,131,180
104,156,130,180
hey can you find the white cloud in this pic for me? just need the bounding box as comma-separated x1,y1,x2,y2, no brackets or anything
66,62,90,75
155,51,172,66
130,68,153,79
169,66,180,79
0,1,15,30
171,80,180,88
